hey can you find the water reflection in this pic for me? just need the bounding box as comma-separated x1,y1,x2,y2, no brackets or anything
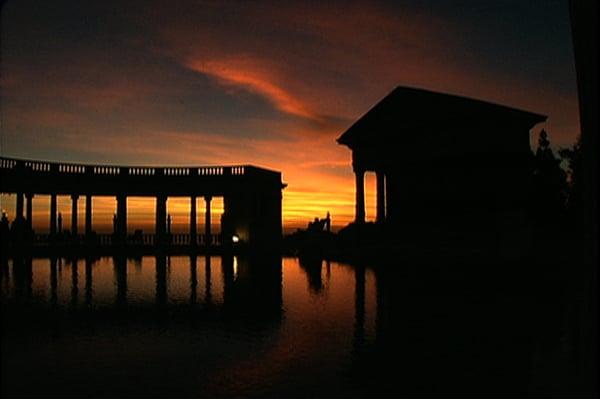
85,258,92,307
190,255,197,305
70,258,78,308
353,265,365,353
205,255,212,306
298,255,327,293
1,255,552,398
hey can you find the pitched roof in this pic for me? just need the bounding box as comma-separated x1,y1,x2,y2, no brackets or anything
337,86,547,147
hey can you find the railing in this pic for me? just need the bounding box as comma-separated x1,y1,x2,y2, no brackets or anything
24,161,51,172
93,166,119,175
0,156,262,178
31,232,222,247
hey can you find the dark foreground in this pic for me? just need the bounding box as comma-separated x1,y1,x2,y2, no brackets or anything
1,251,583,398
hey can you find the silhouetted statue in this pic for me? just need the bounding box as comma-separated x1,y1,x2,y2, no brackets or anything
307,213,331,233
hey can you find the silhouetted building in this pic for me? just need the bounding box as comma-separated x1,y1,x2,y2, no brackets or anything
0,158,284,250
337,86,546,245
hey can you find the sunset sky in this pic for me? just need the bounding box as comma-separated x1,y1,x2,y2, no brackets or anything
0,0,579,232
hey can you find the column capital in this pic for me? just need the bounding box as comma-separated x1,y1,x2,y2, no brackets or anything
352,164,365,175
204,195,213,202
25,193,34,199
71,194,79,200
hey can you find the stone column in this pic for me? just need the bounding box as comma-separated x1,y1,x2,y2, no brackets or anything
116,195,127,241
25,193,34,229
155,195,167,245
354,169,365,223
385,172,393,223
204,196,212,246
50,194,57,235
204,196,212,245
376,171,386,223
85,195,93,236
190,196,197,246
71,194,79,237
15,192,24,220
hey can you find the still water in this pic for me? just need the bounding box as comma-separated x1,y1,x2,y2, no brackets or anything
2,254,557,397
1,256,381,398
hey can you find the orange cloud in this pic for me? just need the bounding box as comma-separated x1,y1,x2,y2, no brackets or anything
187,58,318,120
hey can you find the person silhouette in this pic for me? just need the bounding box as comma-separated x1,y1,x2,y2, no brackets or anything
1,212,9,230
0,211,9,246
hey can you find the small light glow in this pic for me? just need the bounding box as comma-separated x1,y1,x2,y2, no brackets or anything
232,234,240,243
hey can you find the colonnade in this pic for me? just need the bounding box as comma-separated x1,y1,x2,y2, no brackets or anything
353,169,388,224
10,193,215,245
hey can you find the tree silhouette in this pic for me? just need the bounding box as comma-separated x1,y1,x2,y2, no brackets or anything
558,135,583,221
531,129,568,224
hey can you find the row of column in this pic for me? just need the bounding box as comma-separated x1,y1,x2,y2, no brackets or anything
354,170,388,224
12,193,214,244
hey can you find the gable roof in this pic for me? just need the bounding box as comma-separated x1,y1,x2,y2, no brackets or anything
337,86,547,148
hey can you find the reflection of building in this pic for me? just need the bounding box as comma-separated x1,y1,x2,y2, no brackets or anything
337,86,546,240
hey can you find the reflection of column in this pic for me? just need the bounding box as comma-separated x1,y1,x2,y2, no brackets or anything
354,169,365,223
155,255,167,305
50,258,58,307
190,256,197,305
71,195,79,238
26,193,34,229
85,258,93,307
375,268,386,345
70,259,79,308
222,255,234,306
50,194,57,236
0,257,9,289
114,256,127,307
12,258,23,299
190,196,197,247
12,258,32,301
354,266,366,353
205,256,212,306
85,195,93,237
25,258,32,300
376,171,385,223
205,196,212,246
